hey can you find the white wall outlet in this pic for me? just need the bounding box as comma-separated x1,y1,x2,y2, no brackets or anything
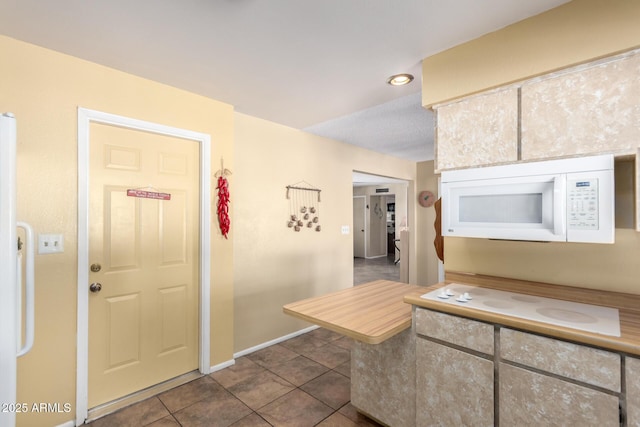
38,234,64,254
341,225,350,235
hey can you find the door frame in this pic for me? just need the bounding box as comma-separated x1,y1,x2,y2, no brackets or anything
352,196,366,258
75,108,211,424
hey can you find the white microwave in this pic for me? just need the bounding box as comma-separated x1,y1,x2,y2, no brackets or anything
441,154,615,244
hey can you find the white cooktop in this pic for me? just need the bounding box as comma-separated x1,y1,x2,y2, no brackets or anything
421,283,620,337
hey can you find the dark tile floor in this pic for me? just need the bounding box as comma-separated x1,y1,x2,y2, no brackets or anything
88,328,382,426
89,259,395,426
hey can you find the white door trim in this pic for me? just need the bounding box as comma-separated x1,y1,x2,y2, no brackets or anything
75,108,211,425
352,196,366,258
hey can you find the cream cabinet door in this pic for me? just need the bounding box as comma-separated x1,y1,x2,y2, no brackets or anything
521,52,640,161
416,338,494,426
435,87,518,171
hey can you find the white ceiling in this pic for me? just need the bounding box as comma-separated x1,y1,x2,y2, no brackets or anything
0,0,569,163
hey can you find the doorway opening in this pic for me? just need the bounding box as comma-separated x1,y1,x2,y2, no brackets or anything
352,171,408,285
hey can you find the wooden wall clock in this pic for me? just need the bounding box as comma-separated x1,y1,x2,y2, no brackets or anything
418,190,436,208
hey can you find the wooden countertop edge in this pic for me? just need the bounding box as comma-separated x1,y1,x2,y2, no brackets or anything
404,289,640,356
282,306,411,344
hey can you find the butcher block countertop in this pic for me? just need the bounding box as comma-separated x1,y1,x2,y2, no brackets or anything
283,280,422,344
405,271,640,357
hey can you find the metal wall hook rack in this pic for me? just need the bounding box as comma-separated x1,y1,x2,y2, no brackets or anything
286,181,321,202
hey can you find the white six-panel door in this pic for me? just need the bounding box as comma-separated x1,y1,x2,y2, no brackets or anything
77,108,211,425
87,122,200,408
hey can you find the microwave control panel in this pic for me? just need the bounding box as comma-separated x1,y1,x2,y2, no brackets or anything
567,178,598,230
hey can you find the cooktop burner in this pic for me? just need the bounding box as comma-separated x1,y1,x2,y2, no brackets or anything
420,283,620,337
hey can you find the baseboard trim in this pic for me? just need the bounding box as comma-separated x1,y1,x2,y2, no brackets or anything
55,421,75,427
233,325,319,358
365,254,389,259
210,358,235,373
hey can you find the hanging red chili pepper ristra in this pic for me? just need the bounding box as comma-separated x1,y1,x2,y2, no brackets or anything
216,175,230,239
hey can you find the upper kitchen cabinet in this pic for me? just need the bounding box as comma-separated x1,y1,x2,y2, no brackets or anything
521,51,640,161
434,88,518,172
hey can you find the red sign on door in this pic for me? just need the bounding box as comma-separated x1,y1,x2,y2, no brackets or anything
126,189,171,200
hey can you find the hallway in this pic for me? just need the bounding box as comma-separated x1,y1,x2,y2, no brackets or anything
353,255,400,285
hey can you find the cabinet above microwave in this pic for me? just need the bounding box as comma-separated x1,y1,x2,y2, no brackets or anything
440,155,615,244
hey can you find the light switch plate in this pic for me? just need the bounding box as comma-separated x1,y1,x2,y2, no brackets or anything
38,234,64,254
341,225,350,235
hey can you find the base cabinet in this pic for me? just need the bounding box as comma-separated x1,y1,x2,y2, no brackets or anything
628,356,640,426
500,363,620,427
351,329,415,427
416,339,493,426
414,307,494,426
412,308,632,426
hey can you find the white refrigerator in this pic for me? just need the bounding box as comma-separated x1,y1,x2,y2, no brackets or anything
0,113,35,427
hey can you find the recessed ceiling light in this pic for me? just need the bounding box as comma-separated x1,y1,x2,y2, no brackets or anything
387,73,414,86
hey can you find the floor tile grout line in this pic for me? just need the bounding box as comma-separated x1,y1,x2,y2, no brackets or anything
151,396,174,426
231,342,352,425
312,401,353,427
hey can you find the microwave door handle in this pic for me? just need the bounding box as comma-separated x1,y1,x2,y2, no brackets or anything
553,175,566,237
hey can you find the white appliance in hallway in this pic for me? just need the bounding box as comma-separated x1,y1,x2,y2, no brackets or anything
0,113,35,427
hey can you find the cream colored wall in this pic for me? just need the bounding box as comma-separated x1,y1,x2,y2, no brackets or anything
421,0,640,295
444,231,640,294
415,161,440,286
422,0,640,107
233,113,417,352
0,36,234,426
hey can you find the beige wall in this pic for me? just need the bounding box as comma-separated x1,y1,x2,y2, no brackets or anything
422,0,640,107
1,36,235,426
422,0,640,294
415,161,440,286
233,113,418,352
445,230,640,294
444,230,640,294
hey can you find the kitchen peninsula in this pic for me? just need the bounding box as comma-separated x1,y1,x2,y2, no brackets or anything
284,280,422,426
283,274,640,426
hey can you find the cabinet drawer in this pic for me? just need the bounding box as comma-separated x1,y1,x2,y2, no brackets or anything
501,328,620,392
414,308,494,355
500,363,619,427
